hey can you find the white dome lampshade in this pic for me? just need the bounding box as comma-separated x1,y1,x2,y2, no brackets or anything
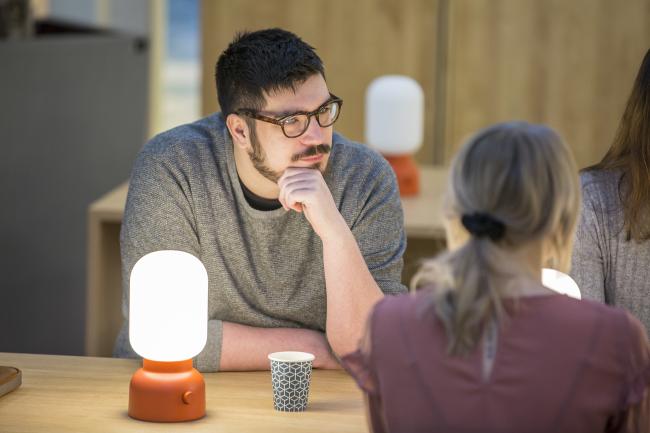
129,250,208,361
366,75,424,154
128,250,208,423
542,268,581,299
366,75,424,196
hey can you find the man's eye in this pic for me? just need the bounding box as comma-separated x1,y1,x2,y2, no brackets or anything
282,116,299,125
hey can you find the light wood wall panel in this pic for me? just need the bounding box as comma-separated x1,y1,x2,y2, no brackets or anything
445,0,650,168
201,0,440,163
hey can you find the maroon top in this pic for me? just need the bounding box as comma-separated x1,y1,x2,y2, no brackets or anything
342,291,650,433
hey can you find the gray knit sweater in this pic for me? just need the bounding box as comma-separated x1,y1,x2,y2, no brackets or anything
113,113,407,371
570,169,650,337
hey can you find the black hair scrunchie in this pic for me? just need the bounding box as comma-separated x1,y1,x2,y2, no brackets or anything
461,213,506,241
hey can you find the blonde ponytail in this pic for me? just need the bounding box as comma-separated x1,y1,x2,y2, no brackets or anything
412,122,580,355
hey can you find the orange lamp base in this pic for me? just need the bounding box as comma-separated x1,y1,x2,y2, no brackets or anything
384,154,420,196
129,359,205,422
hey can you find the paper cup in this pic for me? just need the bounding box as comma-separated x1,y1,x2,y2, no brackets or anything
268,351,315,412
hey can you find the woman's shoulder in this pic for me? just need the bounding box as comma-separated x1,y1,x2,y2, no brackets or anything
374,289,432,313
580,167,621,185
578,169,627,224
370,289,438,338
579,169,623,202
529,294,621,320
530,295,644,344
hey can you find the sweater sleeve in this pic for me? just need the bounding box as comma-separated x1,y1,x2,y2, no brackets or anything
571,184,607,303
350,158,407,295
113,141,222,372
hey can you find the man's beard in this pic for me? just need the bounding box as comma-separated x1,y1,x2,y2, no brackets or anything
247,132,331,183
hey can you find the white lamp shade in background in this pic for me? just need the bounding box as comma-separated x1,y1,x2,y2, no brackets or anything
365,75,424,155
129,250,208,361
542,268,581,299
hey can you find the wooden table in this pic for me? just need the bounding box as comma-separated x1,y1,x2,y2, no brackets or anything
0,353,367,433
400,166,448,240
86,166,449,357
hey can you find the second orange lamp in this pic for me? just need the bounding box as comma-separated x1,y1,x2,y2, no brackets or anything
128,250,208,422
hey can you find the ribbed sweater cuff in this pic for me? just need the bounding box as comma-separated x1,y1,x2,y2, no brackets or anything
194,319,223,372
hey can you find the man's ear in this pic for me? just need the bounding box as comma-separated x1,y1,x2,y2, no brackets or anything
226,113,250,149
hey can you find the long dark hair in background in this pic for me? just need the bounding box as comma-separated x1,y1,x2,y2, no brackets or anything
586,48,650,241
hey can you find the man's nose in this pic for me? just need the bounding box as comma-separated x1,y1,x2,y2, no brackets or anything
300,115,326,144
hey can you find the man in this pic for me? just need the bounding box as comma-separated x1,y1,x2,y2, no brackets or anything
114,28,406,372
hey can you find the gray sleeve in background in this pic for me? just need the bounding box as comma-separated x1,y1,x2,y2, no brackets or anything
351,158,408,296
114,143,222,372
570,185,606,303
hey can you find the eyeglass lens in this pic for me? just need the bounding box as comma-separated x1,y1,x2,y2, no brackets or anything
282,101,340,138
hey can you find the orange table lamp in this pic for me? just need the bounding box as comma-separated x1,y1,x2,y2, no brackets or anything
366,75,424,197
128,250,208,422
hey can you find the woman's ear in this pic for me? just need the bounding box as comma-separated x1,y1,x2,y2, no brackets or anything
226,113,250,149
541,236,558,270
444,216,469,251
542,234,572,273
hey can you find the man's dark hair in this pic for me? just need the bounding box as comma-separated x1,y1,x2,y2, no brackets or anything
215,28,325,117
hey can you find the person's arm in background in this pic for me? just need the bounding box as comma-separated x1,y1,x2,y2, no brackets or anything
279,157,406,357
621,312,649,433
219,322,337,370
623,372,649,433
115,141,338,372
625,395,649,433
570,184,607,303
340,306,388,433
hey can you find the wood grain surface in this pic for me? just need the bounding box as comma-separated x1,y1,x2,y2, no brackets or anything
0,353,367,433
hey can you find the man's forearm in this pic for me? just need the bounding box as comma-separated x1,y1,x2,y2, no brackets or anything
276,168,391,357
322,219,385,357
219,321,340,371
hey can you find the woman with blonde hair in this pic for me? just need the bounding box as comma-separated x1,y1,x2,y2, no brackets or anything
571,48,650,335
342,122,649,433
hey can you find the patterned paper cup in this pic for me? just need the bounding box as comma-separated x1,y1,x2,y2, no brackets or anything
268,351,315,412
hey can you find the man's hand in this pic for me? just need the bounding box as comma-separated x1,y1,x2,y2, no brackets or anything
278,168,346,240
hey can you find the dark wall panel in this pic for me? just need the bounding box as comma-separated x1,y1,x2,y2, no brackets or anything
0,33,148,355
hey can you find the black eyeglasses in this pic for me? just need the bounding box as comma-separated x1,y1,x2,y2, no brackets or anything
235,94,343,138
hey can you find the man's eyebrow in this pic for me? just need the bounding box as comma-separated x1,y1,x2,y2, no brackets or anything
273,109,298,117
270,96,332,118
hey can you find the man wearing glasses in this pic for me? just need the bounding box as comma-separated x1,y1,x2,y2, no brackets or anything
115,28,406,371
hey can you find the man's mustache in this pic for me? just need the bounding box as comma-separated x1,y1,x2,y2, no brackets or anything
291,144,331,162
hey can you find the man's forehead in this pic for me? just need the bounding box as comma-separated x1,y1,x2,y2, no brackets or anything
261,76,330,115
